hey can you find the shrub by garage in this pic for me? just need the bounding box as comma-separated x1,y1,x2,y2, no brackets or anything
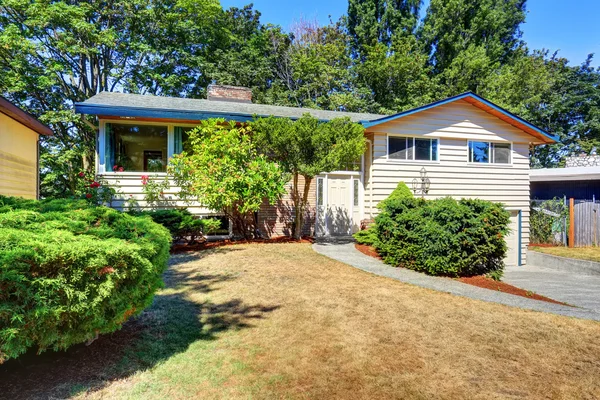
374,196,510,278
0,196,171,363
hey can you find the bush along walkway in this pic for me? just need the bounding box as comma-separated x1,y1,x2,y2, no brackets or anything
313,242,600,322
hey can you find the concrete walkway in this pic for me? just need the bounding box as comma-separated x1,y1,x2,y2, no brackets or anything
313,242,600,322
504,264,600,313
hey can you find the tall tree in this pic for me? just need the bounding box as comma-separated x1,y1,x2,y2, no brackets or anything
264,18,371,112
347,0,422,57
420,0,527,89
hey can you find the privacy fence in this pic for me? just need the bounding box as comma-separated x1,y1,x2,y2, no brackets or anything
531,197,600,247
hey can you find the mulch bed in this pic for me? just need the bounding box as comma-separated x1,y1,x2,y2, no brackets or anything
529,244,559,248
457,276,571,306
171,236,314,253
354,244,571,307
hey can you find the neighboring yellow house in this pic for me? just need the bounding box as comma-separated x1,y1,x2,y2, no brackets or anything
0,97,53,199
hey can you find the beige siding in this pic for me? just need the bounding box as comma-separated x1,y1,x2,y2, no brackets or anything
0,112,39,199
100,173,217,215
365,100,532,264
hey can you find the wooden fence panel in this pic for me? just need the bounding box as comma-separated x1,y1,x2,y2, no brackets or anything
574,201,600,247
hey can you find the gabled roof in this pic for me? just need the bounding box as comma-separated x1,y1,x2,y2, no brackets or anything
362,92,557,144
0,97,53,136
74,92,386,123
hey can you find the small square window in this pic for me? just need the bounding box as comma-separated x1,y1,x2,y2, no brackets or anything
388,136,437,161
469,141,490,163
389,137,410,160
492,143,511,164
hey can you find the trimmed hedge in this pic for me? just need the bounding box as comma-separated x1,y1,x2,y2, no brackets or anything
0,196,171,363
374,196,510,277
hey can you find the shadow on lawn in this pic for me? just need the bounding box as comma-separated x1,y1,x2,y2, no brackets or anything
0,249,279,399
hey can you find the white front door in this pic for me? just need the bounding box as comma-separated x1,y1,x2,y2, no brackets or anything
316,175,358,236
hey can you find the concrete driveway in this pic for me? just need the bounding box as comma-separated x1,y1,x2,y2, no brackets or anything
503,265,600,312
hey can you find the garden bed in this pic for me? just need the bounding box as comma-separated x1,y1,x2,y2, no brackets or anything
171,236,314,253
355,244,570,306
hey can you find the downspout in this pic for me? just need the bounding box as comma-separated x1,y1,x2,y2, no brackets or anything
365,138,373,218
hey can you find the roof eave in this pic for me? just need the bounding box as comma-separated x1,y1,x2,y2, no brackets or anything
0,97,53,136
362,92,558,145
75,102,336,123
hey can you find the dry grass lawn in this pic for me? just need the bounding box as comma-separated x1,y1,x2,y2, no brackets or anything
2,243,600,399
531,246,600,263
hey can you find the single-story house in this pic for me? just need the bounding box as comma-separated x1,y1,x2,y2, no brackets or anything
531,154,600,200
75,86,557,265
0,97,53,199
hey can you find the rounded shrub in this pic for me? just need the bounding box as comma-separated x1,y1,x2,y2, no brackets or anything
0,196,171,363
374,196,510,277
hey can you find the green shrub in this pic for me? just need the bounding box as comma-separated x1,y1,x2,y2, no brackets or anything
353,227,377,246
374,196,510,277
376,181,413,209
0,196,171,363
128,209,221,244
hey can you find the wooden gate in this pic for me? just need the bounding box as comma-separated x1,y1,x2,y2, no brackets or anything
574,200,600,247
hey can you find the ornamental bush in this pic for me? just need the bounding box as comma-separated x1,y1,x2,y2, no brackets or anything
374,196,510,277
0,196,171,363
129,208,221,244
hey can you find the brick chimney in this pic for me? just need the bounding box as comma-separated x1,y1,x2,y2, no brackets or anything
207,84,252,103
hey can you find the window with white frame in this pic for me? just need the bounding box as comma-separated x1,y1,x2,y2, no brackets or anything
105,123,168,172
468,141,511,164
388,136,438,161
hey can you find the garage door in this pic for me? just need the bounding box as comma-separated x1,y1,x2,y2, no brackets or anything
504,211,519,266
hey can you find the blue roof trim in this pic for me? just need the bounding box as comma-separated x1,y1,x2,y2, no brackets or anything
74,103,332,123
362,92,558,143
75,103,254,123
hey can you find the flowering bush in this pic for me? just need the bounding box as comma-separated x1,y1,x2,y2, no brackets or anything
75,171,117,205
0,196,171,363
168,119,288,238
140,174,170,206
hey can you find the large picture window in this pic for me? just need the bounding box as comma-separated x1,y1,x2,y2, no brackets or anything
468,141,511,164
105,123,168,172
388,136,438,161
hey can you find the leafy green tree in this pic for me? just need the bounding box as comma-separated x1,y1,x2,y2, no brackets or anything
347,0,422,57
354,33,438,112
252,115,366,238
420,0,526,72
168,119,288,238
0,0,223,197
419,0,527,92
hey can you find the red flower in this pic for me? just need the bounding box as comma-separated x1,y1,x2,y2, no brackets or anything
85,193,92,199
118,167,124,172
141,175,149,185
113,165,118,171
78,172,85,178
90,181,101,188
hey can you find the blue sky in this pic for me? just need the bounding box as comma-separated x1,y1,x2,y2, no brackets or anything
220,0,600,67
